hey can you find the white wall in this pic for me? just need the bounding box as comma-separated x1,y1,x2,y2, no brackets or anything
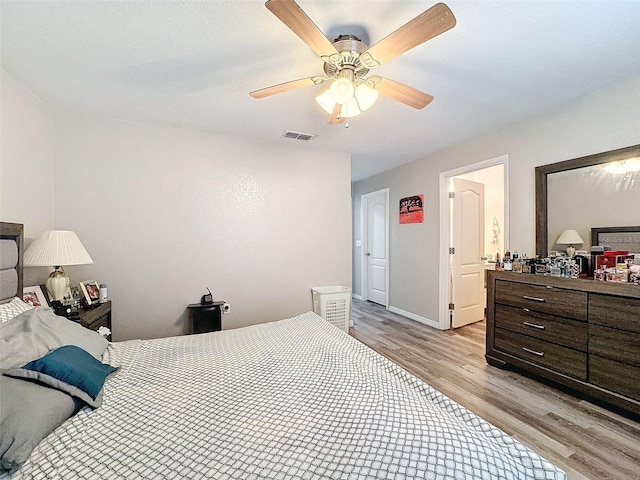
353,75,640,325
1,70,352,341
0,69,55,286
51,115,351,340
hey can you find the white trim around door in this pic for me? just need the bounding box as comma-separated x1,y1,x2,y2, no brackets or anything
438,155,509,330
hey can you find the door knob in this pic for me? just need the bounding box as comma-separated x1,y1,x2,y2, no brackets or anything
366,252,371,256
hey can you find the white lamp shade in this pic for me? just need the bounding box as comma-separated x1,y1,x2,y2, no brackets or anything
355,84,379,111
315,89,335,115
24,230,94,267
316,82,379,119
339,97,362,118
556,229,584,246
329,77,354,104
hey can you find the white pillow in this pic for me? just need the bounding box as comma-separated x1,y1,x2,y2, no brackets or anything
0,298,34,324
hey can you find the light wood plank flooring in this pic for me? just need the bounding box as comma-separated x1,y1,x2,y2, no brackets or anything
349,299,640,480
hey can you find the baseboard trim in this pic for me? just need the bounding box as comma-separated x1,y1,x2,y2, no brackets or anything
388,306,440,329
352,294,363,301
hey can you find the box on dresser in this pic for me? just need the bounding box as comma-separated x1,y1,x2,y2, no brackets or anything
485,270,640,419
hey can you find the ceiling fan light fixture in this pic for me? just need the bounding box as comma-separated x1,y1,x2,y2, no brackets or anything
355,83,379,111
315,89,336,115
339,97,361,118
329,77,355,104
603,158,640,174
252,2,457,124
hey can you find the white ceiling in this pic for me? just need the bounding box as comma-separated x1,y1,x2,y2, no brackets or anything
2,0,640,181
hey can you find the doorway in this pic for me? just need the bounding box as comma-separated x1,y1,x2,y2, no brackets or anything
438,156,509,329
360,188,389,307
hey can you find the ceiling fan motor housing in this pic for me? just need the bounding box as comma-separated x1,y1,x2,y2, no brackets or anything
323,35,370,79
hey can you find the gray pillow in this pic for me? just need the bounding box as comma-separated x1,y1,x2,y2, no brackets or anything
0,307,108,369
0,371,76,472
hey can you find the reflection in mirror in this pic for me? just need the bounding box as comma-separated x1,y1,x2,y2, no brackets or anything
547,161,640,253
535,144,640,256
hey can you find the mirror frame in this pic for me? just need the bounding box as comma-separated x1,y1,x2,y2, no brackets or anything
535,143,640,256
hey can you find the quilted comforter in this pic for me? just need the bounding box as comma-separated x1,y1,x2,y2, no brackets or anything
8,312,566,479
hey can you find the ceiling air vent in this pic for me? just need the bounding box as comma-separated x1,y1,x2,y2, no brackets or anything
281,130,316,141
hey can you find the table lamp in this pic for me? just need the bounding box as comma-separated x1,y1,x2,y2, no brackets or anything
556,229,584,258
23,230,94,302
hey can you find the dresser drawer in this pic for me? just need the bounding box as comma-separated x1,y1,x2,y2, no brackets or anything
83,314,109,332
589,294,640,333
495,304,587,351
589,324,640,367
495,280,587,320
590,355,640,401
495,328,587,380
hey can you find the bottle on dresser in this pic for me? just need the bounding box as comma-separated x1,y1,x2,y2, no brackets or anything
512,251,523,273
503,251,513,271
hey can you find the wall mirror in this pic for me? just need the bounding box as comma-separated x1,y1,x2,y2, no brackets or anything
535,143,640,256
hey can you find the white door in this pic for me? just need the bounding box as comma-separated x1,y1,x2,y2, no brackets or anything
363,189,388,306
451,178,485,328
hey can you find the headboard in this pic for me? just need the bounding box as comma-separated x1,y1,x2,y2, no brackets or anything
0,222,24,303
591,226,640,253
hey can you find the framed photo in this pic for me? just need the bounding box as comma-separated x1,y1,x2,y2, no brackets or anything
399,194,424,224
23,284,50,307
79,280,100,305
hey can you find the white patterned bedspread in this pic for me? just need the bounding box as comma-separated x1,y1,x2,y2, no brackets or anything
9,312,566,479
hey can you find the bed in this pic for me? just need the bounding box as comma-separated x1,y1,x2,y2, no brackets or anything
591,225,640,253
1,222,567,479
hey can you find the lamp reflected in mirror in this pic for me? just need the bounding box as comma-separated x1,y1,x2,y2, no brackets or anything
556,229,584,257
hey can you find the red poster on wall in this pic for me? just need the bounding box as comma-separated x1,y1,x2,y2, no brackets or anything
399,194,424,224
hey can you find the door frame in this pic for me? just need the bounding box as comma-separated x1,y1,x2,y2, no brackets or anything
438,155,509,329
360,188,390,308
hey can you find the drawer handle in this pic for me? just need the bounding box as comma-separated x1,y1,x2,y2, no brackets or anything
523,321,545,330
523,295,546,302
522,347,545,357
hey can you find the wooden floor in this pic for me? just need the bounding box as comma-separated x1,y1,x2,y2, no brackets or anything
349,299,640,480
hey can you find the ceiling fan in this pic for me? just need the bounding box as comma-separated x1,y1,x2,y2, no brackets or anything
249,0,456,125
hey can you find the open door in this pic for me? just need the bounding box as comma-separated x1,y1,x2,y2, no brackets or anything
451,178,485,328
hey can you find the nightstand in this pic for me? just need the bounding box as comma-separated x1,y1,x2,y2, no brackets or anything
76,301,112,339
187,302,223,334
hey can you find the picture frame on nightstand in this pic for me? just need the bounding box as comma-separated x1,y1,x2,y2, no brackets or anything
79,280,100,305
23,284,50,307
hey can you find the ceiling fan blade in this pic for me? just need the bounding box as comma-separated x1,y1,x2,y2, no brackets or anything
265,0,338,58
328,103,345,124
375,77,434,109
249,76,326,99
364,3,456,67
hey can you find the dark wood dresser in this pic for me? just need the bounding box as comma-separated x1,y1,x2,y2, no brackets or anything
486,270,640,417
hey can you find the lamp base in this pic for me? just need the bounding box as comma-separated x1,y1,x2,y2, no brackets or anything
45,267,69,302
50,300,72,317
565,245,576,258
